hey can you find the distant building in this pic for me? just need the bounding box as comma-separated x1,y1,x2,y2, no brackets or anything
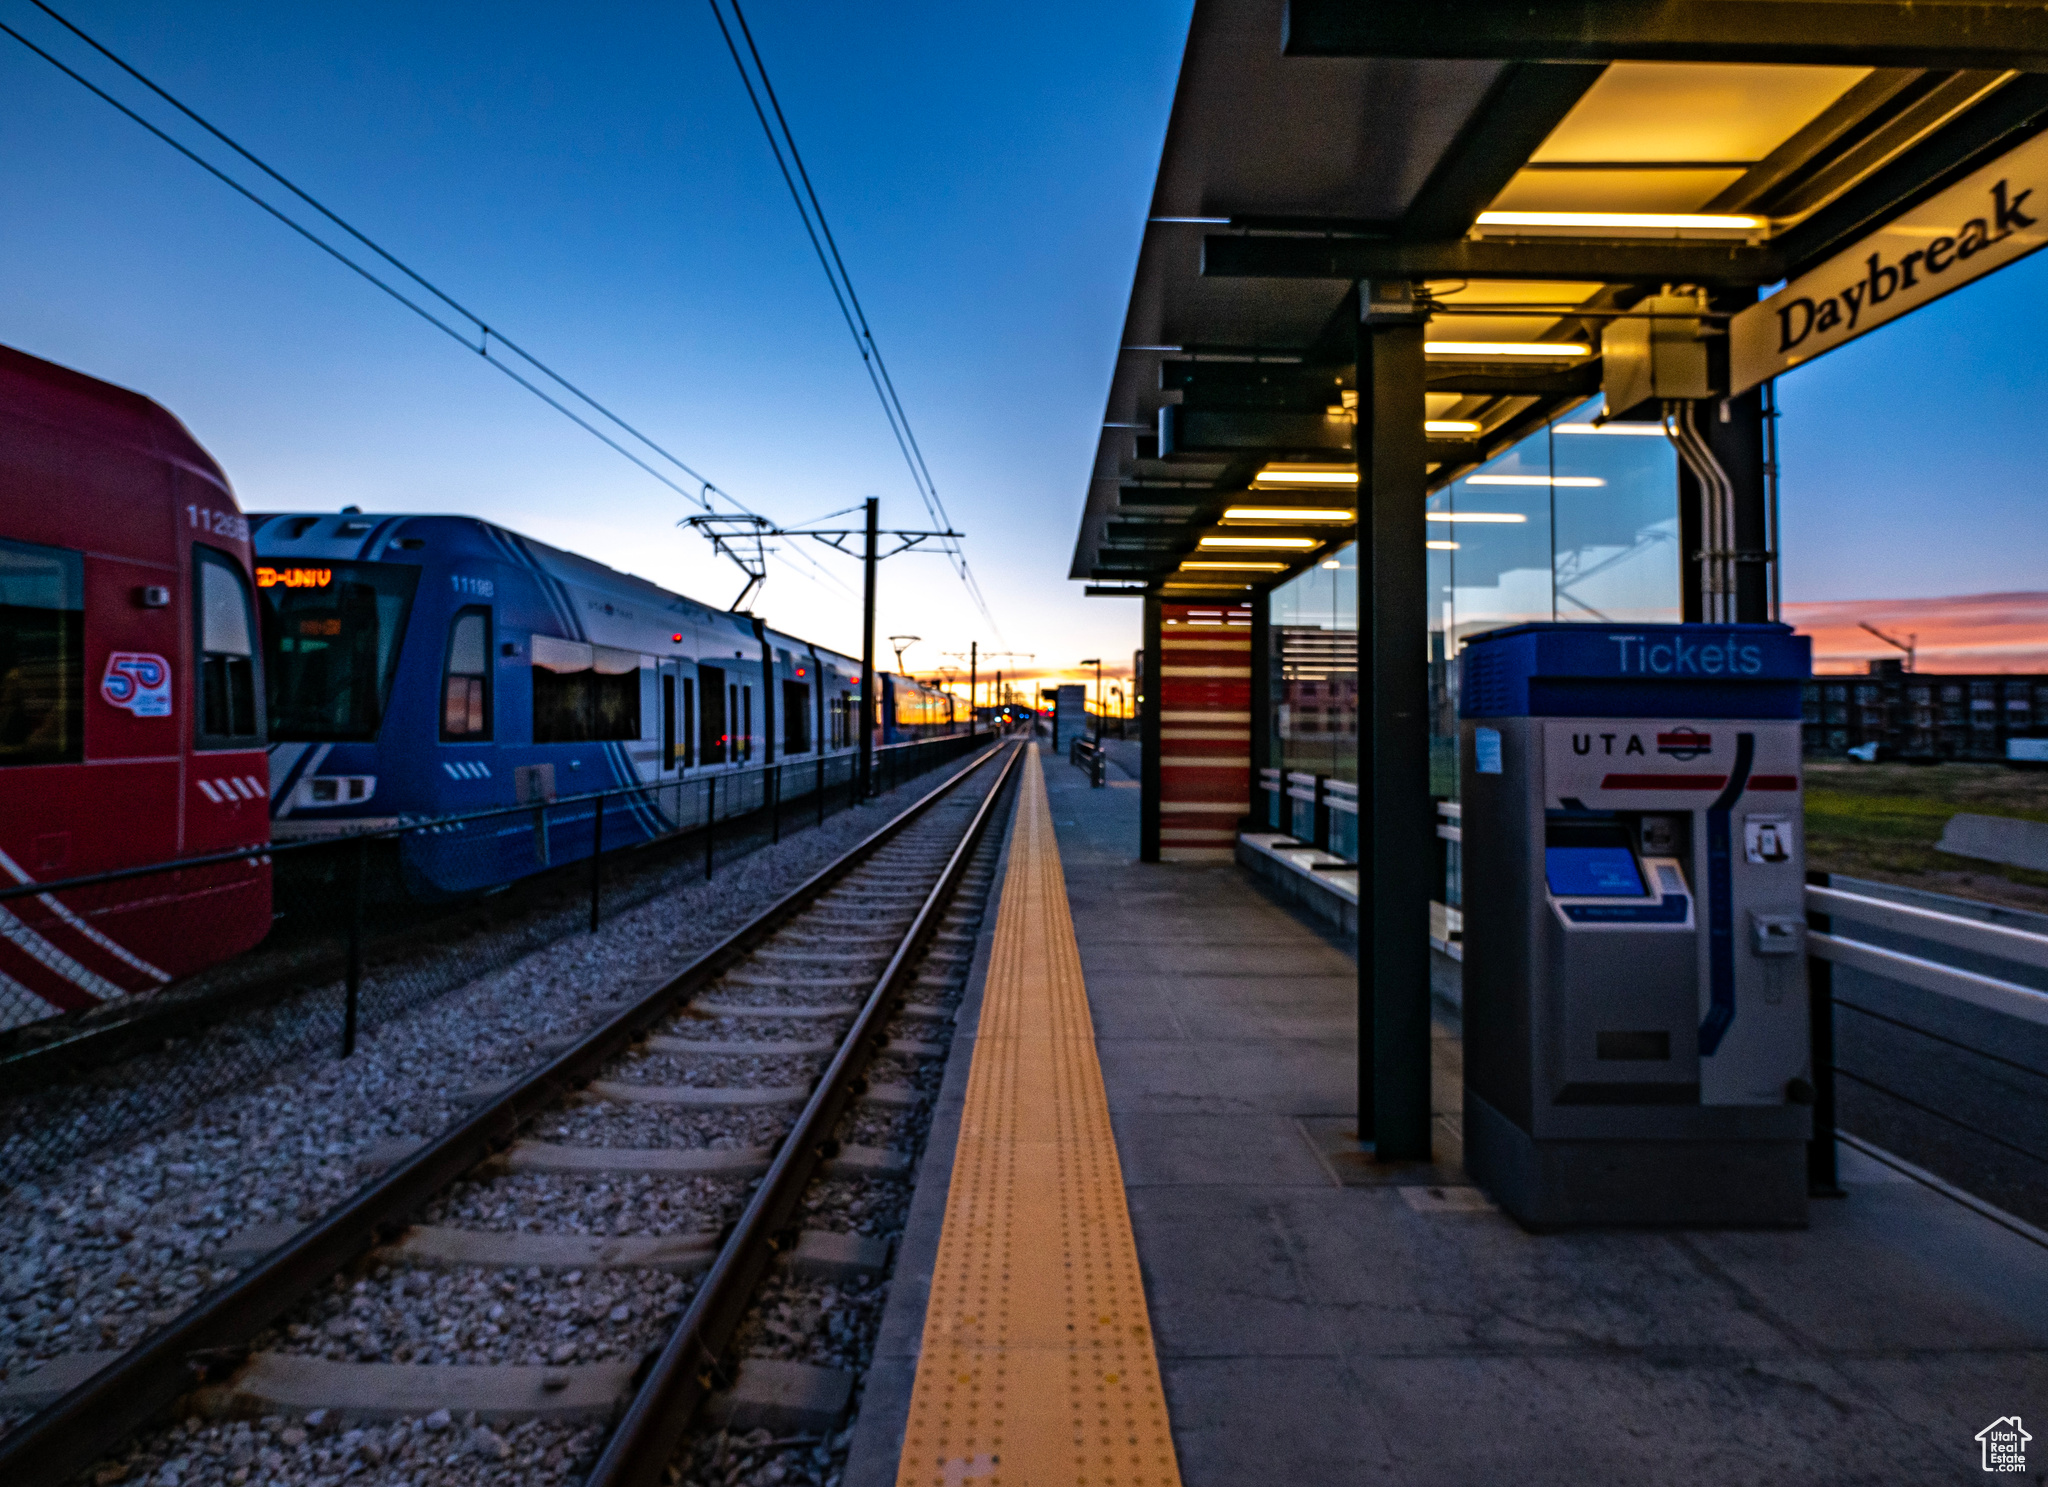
1804,659,2048,760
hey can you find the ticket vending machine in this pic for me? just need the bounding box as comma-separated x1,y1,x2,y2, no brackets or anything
1458,623,1813,1228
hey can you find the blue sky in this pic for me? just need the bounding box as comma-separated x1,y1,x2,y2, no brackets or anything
2,2,2041,681
1776,244,2048,604
0,0,1191,682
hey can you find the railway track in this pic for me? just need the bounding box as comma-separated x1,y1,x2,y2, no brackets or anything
2,737,1024,1487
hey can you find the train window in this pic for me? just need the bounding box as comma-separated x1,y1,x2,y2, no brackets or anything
259,561,420,741
699,664,725,763
530,635,643,743
662,673,676,770
440,607,491,741
682,676,695,767
0,538,84,767
195,546,263,749
783,679,811,754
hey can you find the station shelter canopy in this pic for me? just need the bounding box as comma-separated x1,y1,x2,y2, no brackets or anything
1072,0,2048,601
1073,0,2048,1161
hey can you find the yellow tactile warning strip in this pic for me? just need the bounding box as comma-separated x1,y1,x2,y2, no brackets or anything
895,745,1183,1487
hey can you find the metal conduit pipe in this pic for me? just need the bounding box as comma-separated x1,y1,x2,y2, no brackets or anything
1664,399,1737,623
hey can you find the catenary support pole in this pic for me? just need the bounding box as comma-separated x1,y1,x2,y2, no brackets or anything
1358,282,1433,1161
857,496,879,800
969,641,977,737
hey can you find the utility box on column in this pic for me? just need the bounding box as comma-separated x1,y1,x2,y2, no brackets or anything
1458,623,1813,1229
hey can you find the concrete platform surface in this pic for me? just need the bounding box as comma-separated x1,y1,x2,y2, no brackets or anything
1040,748,2048,1486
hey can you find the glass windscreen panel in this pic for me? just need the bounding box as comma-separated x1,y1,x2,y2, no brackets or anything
258,561,420,741
1268,545,1358,856
197,548,261,745
442,608,490,740
531,634,643,743
1431,398,1680,810
0,538,84,766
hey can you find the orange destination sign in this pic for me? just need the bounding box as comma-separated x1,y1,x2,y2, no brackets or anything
256,566,333,589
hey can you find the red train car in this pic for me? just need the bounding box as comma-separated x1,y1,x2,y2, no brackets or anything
0,345,270,1030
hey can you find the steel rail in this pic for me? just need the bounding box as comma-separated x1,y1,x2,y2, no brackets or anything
584,737,1025,1487
0,737,1010,1487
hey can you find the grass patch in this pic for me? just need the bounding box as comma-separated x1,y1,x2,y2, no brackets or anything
1804,762,2048,904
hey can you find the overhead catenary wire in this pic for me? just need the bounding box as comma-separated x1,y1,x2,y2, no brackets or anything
707,0,1004,639
2,2,850,596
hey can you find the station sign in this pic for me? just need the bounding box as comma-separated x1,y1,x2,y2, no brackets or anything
1731,129,2048,395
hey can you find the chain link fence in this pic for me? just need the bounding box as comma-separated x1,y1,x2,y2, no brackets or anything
0,735,990,1189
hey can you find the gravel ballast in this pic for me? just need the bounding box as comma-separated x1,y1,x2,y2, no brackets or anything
0,758,978,1392
22,742,1016,1487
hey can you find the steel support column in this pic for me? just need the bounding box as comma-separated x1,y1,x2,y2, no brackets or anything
1712,389,1773,623
1140,593,1163,861
1357,286,1433,1160
857,497,879,800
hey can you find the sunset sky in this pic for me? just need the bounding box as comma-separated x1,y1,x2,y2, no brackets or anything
1,2,2044,684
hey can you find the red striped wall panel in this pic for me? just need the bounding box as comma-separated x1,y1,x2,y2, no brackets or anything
1157,602,1252,862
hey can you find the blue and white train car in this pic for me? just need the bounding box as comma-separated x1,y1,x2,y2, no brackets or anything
249,509,955,895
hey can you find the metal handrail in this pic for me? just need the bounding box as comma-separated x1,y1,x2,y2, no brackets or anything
1807,883,2048,974
1805,883,2048,1029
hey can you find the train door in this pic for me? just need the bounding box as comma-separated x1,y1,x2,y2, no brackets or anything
739,684,751,763
190,544,268,853
783,678,811,755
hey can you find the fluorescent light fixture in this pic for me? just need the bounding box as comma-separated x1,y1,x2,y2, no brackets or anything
1425,341,1590,358
1182,560,1287,571
1321,559,1342,569
1249,465,1359,487
1465,474,1606,488
1222,506,1356,523
1425,420,1481,434
1426,540,1461,550
1476,210,1757,231
1163,581,1250,591
1555,422,1667,436
1198,535,1319,550
1426,512,1527,524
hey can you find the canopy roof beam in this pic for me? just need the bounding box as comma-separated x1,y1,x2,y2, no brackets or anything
1285,0,2048,73
1204,234,1783,285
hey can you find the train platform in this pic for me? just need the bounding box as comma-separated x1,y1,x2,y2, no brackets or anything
850,741,2048,1485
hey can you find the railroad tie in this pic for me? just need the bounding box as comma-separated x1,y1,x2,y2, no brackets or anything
642,1035,838,1056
